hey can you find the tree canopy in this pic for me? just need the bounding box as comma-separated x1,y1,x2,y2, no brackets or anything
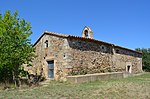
0,11,35,85
135,48,150,72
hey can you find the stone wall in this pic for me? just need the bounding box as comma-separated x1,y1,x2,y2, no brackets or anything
27,34,71,80
66,72,124,83
113,47,142,73
67,38,114,75
66,38,142,75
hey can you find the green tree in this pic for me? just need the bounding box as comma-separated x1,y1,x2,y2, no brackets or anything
135,48,150,72
0,11,35,87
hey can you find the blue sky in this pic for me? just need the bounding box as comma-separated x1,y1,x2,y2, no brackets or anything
0,0,150,49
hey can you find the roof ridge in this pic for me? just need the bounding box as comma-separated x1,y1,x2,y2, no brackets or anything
33,31,142,54
44,31,69,37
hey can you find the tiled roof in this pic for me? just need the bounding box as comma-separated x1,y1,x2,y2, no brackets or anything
44,31,69,37
33,31,142,54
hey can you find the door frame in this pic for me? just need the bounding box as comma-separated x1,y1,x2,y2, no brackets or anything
47,60,55,79
126,62,132,73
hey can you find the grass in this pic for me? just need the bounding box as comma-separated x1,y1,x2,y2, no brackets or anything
0,73,150,99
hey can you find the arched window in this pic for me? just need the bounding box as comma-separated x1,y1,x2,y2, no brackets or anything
84,30,88,38
44,40,48,48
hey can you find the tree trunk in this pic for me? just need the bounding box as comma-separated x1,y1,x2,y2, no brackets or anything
12,71,17,88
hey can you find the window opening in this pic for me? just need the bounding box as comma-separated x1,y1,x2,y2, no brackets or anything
63,53,67,59
127,65,130,72
101,46,104,49
116,49,119,53
100,45,107,52
64,54,66,58
45,40,48,48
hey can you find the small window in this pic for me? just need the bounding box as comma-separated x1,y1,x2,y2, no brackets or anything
116,49,119,53
63,53,67,59
126,65,132,73
101,46,105,49
127,65,130,72
100,45,107,52
44,40,48,48
64,54,66,58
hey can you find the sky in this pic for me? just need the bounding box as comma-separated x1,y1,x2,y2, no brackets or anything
0,0,150,50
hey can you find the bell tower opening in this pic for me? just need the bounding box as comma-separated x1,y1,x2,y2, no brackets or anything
84,30,88,38
82,26,93,39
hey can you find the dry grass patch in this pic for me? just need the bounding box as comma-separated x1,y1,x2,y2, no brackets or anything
0,72,150,99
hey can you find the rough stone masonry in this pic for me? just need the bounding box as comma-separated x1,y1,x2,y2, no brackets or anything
25,26,142,80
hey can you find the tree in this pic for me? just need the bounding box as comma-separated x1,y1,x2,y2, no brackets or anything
0,11,35,87
135,48,150,72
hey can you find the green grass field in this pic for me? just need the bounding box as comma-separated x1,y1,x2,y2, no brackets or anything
0,73,150,99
